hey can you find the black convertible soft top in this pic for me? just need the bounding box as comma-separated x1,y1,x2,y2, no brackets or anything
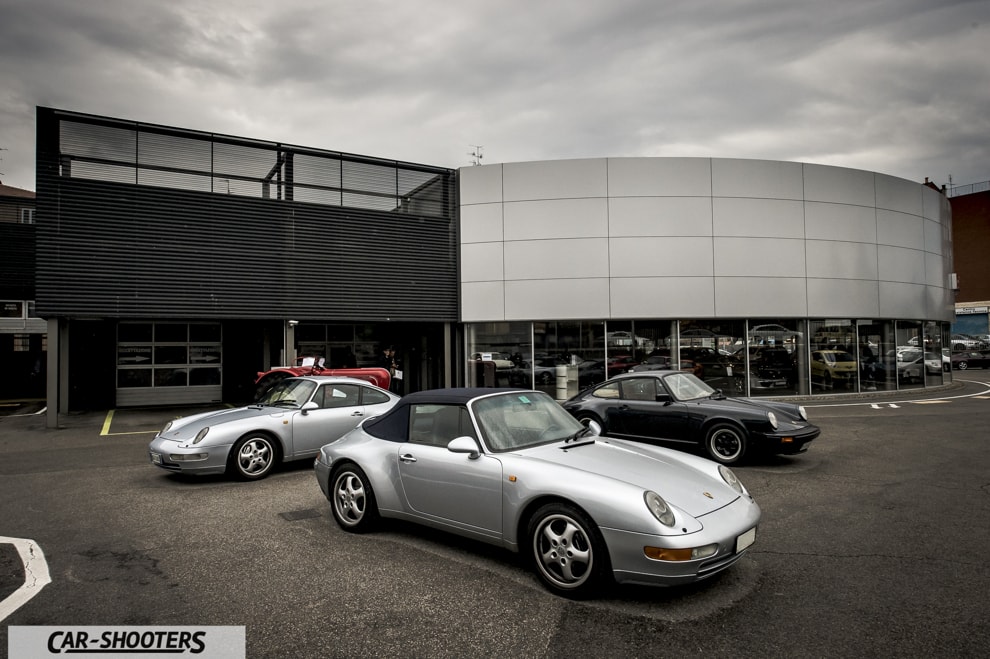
362,387,528,442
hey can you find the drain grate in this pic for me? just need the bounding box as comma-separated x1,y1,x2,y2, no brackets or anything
279,509,322,521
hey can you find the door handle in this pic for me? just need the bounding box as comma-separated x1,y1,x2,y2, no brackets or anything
351,410,364,416
399,454,417,463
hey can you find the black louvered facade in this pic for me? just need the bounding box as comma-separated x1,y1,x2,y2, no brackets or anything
35,107,463,413
36,108,458,321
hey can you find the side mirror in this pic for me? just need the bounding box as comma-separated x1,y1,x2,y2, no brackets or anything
580,418,602,436
301,401,320,414
656,393,672,404
447,436,481,459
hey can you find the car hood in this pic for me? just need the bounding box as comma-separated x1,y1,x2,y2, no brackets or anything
520,440,739,517
686,395,807,424
162,405,289,439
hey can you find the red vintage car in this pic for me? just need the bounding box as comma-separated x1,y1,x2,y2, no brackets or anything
255,357,391,400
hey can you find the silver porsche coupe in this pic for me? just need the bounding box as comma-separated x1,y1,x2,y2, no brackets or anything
314,387,761,598
149,375,400,480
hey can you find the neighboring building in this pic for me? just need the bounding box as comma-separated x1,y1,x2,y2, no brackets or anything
31,107,959,426
947,181,990,336
0,181,44,399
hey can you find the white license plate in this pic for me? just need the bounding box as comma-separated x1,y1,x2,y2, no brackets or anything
150,452,162,465
736,527,757,553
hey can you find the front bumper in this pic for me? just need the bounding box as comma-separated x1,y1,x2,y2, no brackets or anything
758,425,820,455
604,496,761,587
148,435,231,475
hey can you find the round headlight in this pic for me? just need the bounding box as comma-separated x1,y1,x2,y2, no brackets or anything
718,464,745,495
644,491,676,527
192,427,210,444
161,421,173,434
767,411,778,429
798,405,808,421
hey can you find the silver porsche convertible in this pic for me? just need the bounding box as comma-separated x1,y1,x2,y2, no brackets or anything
314,387,761,598
149,376,400,480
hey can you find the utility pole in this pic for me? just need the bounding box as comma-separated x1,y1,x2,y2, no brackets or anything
468,145,484,166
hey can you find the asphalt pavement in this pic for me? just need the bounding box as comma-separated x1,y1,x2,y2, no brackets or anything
2,376,989,658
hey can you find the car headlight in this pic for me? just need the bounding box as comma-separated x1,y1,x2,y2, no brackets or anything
798,405,808,421
718,464,745,495
644,491,676,527
767,411,778,429
161,421,173,434
192,427,210,444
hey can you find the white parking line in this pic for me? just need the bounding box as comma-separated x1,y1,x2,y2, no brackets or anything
807,379,990,408
0,537,52,622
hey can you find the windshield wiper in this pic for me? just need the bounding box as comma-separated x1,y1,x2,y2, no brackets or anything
563,426,595,443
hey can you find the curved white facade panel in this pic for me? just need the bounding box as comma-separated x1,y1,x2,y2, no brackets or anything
459,157,953,323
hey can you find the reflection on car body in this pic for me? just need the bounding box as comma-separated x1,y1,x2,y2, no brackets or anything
562,371,819,465
314,387,761,598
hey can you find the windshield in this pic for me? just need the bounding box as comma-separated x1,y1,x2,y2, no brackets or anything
471,391,586,452
664,372,717,401
257,379,316,407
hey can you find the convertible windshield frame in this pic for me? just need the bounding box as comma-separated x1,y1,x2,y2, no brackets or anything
471,391,585,453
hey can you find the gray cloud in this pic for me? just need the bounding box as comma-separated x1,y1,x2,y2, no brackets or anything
1,0,987,191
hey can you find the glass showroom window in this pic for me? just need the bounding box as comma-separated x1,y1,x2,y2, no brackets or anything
808,320,858,392
604,321,658,379
740,319,808,397
466,322,532,389
117,322,222,389
857,320,896,392
535,321,606,394
924,320,948,386
678,320,744,393
895,320,924,390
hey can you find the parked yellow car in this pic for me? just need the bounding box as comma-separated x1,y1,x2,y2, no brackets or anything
810,350,857,389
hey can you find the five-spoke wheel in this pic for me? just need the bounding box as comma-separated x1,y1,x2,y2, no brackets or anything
228,434,277,480
329,464,379,532
528,503,609,598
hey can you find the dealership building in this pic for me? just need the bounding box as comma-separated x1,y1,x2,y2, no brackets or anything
29,108,955,426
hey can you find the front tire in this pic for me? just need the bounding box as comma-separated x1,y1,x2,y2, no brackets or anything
329,464,379,533
527,502,610,599
958,361,968,370
704,423,746,464
228,433,278,480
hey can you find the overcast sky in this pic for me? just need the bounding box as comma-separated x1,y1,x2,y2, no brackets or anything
1,0,988,192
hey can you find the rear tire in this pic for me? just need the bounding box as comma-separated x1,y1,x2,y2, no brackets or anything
329,464,379,533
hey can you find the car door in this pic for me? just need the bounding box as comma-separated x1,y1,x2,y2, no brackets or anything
609,377,692,445
289,383,367,457
396,404,503,537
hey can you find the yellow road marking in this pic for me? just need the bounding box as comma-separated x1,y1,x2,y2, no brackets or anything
100,409,159,436
100,410,114,435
